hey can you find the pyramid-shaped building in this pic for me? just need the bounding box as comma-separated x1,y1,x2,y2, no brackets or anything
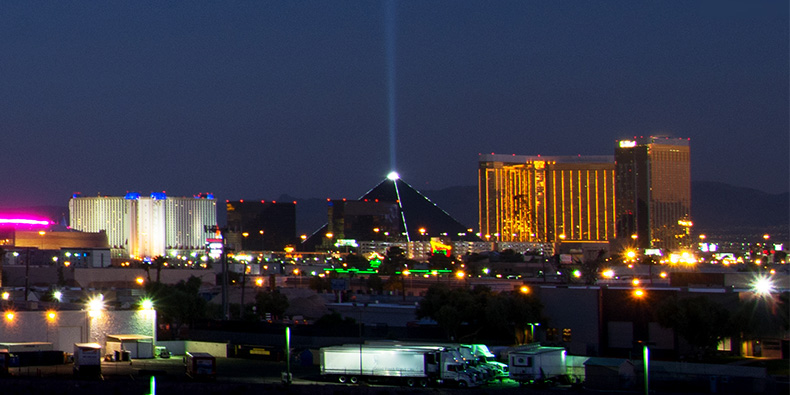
302,175,480,251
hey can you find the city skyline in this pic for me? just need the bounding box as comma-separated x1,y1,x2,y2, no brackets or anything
1,1,787,208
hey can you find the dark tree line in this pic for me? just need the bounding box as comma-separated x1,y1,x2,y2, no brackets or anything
655,291,789,359
415,283,543,344
145,275,207,339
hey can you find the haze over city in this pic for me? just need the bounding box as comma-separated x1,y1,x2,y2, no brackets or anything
1,1,787,208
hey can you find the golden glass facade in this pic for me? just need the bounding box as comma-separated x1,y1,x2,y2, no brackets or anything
615,137,691,251
479,154,616,243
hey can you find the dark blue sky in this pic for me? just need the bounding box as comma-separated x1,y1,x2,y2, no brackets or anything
1,1,787,207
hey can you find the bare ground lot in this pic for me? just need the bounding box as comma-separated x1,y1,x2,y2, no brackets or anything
0,357,785,395
0,357,534,395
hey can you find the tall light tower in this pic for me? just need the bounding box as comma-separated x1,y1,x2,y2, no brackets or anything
205,225,229,320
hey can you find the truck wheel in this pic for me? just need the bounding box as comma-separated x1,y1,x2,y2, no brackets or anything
338,375,347,383
406,378,416,387
458,380,468,388
419,379,428,387
350,376,359,384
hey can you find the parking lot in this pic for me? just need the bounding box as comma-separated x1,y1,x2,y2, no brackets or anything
0,356,535,395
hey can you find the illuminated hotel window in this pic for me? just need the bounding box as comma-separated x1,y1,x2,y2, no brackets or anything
717,337,732,351
562,328,572,342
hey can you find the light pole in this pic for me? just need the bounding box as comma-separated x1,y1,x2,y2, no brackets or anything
643,344,649,395
527,322,540,344
401,270,410,301
205,225,229,320
353,302,367,381
283,326,292,385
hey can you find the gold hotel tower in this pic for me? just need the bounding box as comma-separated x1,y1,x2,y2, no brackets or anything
479,154,616,243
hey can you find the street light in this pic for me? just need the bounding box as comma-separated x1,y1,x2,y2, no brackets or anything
751,275,775,297
527,322,540,343
87,294,105,318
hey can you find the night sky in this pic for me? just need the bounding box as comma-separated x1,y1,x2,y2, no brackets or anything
2,1,787,207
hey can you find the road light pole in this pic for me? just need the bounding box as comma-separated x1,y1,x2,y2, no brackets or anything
205,225,229,320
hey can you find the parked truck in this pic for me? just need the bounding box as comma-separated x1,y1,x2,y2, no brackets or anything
508,345,566,385
320,344,478,387
366,340,498,382
469,344,509,380
73,343,102,377
185,351,216,380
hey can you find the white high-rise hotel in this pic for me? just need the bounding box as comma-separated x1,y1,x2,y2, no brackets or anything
69,192,217,259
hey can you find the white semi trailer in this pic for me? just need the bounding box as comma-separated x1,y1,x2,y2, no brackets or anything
508,346,567,385
320,344,478,387
365,340,500,382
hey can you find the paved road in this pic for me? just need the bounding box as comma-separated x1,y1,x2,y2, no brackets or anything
1,357,535,395
2,357,780,395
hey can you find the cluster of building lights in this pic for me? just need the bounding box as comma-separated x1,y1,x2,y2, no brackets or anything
3,294,155,324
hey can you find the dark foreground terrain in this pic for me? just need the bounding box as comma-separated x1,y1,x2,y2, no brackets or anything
0,357,786,395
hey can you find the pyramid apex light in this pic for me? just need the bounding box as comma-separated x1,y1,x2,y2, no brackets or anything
387,171,400,181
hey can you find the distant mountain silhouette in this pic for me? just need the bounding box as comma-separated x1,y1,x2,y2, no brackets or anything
3,181,787,242
691,181,788,228
417,181,789,241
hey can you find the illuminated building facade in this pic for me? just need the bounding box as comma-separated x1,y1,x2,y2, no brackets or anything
479,154,616,243
225,200,297,252
69,192,217,258
615,137,691,251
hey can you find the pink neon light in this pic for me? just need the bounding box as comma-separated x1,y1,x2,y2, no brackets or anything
0,218,52,226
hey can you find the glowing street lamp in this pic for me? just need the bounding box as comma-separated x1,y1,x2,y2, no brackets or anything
751,275,776,297
519,285,530,294
87,294,105,317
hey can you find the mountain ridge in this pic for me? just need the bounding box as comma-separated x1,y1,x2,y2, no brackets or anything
2,181,786,242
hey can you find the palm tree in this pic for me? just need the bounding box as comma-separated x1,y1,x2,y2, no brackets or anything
152,256,168,283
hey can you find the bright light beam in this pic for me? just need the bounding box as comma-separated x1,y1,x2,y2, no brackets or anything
385,0,397,172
